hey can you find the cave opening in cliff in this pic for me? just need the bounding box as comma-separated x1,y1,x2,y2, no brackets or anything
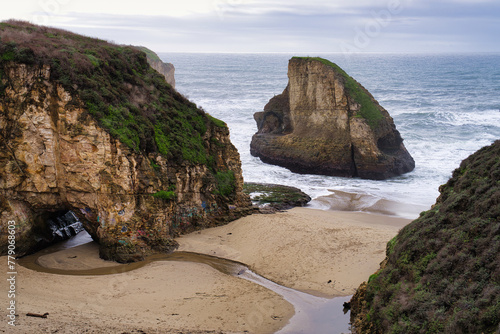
28,210,85,255
351,145,359,177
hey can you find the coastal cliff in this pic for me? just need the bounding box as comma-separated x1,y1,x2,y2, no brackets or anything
0,21,251,262
350,140,500,333
250,57,415,180
135,46,175,88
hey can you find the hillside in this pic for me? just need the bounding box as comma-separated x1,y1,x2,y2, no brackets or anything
0,20,251,261
350,140,500,333
1,20,218,164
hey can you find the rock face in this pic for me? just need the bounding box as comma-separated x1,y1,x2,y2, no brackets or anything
135,46,176,88
350,140,500,334
250,57,415,180
0,21,251,262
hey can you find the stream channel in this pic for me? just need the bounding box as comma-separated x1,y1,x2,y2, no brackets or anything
19,231,352,334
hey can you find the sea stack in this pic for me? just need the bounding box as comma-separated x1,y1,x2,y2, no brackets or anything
250,57,415,180
0,21,251,262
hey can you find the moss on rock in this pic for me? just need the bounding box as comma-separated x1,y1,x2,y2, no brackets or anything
243,182,311,210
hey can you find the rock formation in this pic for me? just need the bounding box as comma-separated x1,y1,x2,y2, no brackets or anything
243,182,311,211
0,21,251,262
135,46,176,88
350,140,500,333
250,57,415,180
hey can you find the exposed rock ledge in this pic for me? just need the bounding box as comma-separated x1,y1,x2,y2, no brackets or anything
135,46,176,88
243,182,311,212
250,57,415,180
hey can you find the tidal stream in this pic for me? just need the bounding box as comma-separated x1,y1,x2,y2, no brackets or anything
18,231,352,333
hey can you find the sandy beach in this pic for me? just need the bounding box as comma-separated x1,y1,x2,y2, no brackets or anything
178,208,412,297
1,208,411,333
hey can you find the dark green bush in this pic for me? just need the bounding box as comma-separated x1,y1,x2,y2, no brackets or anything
355,141,500,334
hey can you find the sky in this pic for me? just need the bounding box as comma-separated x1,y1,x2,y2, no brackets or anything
1,0,499,53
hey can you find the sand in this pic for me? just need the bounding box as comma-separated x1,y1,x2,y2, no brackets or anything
1,207,411,333
178,208,412,297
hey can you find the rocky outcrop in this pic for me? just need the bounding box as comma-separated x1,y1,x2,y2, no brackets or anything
251,57,415,180
350,140,500,333
135,46,176,88
243,182,311,211
0,21,251,262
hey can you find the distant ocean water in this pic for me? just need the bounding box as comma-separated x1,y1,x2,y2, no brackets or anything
159,53,500,218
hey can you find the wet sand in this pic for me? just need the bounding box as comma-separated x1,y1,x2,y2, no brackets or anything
1,207,411,333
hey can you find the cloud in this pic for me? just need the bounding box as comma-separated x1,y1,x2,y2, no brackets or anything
1,0,499,53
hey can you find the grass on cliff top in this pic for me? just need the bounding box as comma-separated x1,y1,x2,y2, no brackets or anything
133,46,162,62
357,140,500,334
0,20,226,168
292,57,384,129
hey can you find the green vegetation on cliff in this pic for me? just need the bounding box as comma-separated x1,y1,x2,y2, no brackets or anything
351,140,500,333
292,57,384,128
134,46,162,62
213,171,236,197
0,20,225,168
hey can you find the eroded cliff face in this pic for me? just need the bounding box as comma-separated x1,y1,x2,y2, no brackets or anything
149,59,175,88
251,57,415,180
0,63,250,262
146,57,175,88
135,46,175,88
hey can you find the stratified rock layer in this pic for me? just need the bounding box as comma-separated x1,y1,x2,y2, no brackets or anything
251,57,415,180
0,22,251,262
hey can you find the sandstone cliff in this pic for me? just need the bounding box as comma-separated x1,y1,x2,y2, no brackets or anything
350,140,500,333
134,46,175,88
0,21,250,262
251,57,415,180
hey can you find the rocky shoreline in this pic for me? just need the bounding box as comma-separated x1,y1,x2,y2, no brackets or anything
243,182,311,212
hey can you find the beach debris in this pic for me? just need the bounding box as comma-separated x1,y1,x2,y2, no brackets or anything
26,312,49,318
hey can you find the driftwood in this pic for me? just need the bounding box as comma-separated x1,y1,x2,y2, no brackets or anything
26,312,49,318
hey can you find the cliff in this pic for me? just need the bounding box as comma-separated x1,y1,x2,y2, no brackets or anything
134,46,175,88
250,57,415,180
0,20,251,262
350,140,500,333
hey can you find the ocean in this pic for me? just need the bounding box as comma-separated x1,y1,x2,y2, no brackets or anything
159,53,500,219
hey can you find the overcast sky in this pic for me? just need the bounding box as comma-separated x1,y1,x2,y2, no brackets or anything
1,0,499,53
